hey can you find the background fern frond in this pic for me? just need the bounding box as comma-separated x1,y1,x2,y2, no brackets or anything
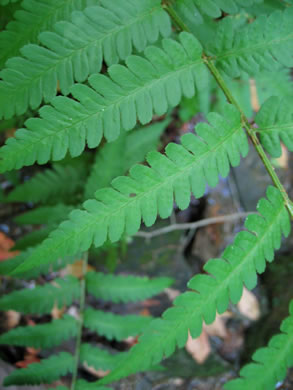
224,300,293,390
0,315,78,348
100,186,291,384
255,96,293,157
0,276,80,313
0,0,19,6
208,8,293,77
3,352,74,386
76,380,112,390
0,0,95,69
10,104,248,275
14,204,74,225
6,162,87,203
80,343,127,372
84,120,167,199
84,308,152,341
0,32,205,171
0,0,171,118
86,272,173,303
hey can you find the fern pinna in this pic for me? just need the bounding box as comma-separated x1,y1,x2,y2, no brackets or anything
0,0,293,389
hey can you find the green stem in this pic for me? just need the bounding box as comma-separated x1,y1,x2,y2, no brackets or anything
71,253,88,390
164,3,293,218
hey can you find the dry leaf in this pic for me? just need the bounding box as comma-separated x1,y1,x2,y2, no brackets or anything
51,304,66,319
62,259,94,278
5,310,21,329
249,79,260,112
204,313,231,339
164,287,180,301
16,347,40,368
237,287,260,321
276,144,288,169
83,362,110,378
0,232,19,261
185,330,211,364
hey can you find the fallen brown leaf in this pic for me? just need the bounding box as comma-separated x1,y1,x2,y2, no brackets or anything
237,287,260,321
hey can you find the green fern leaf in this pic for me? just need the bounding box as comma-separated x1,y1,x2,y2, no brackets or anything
80,343,127,372
9,104,248,275
100,186,291,384
14,204,74,225
84,308,152,341
76,380,112,390
0,0,95,68
0,247,79,279
208,8,293,77
224,300,293,390
0,276,80,314
0,315,78,348
3,352,74,386
172,0,263,24
84,120,167,199
86,272,173,303
0,32,205,171
6,162,86,203
255,96,293,158
13,226,54,250
0,0,171,118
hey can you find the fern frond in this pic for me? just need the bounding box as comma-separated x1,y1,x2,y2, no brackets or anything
6,163,86,203
208,8,293,77
13,226,54,250
100,186,291,384
0,315,78,348
80,343,126,372
0,0,171,119
14,204,74,225
3,352,74,386
84,120,167,199
224,300,293,390
0,32,205,171
0,0,94,69
84,308,152,341
86,272,173,303
0,276,80,314
255,96,293,158
10,104,248,275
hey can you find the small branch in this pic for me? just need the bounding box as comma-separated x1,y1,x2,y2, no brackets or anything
71,252,88,390
135,212,252,239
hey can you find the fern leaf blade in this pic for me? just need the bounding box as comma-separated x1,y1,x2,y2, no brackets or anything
84,308,152,341
3,352,74,386
86,272,173,303
255,96,293,157
80,343,127,372
0,276,80,314
0,315,78,348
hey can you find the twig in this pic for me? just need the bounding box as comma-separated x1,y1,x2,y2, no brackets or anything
135,212,253,239
71,252,88,390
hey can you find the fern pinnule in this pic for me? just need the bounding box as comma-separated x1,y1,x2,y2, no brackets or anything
255,96,293,158
0,0,171,118
0,315,78,349
80,343,127,372
225,300,293,390
0,276,80,314
14,204,74,225
3,352,74,386
0,32,205,172
100,186,291,384
10,104,248,275
84,308,152,341
86,272,173,303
